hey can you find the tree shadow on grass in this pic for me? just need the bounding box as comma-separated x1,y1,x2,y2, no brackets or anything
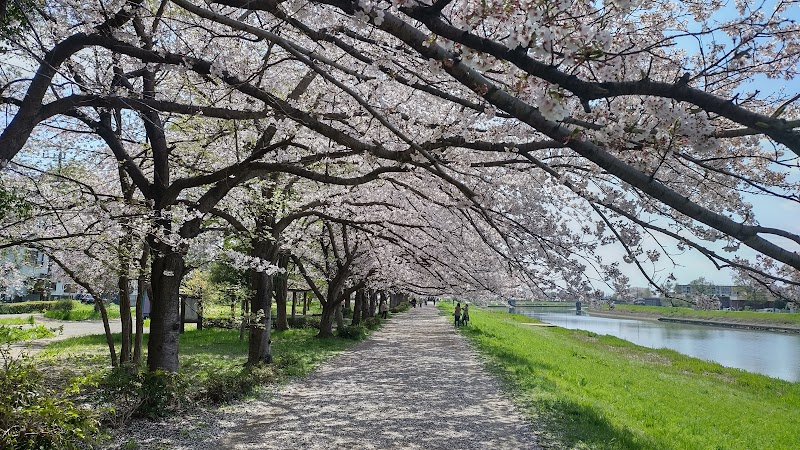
537,397,664,450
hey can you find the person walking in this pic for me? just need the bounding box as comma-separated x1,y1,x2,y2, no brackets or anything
454,302,462,327
462,304,470,326
380,299,389,319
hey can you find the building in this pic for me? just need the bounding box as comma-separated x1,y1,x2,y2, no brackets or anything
674,284,735,297
1,248,70,301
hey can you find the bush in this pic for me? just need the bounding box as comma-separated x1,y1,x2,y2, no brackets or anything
337,324,368,340
204,317,240,329
196,365,276,404
288,316,311,328
96,369,185,424
304,316,321,330
53,299,75,311
0,301,57,314
274,353,307,377
0,346,100,448
0,324,54,344
363,317,382,330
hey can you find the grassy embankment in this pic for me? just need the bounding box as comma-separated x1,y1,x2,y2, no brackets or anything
594,304,800,328
443,304,800,450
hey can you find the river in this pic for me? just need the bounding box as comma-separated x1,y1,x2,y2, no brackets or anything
509,306,800,382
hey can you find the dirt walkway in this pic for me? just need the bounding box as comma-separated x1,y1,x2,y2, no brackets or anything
210,306,539,449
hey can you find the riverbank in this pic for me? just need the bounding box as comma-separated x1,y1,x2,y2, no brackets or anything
587,304,800,332
447,304,800,450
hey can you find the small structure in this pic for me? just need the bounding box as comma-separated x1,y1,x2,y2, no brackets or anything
180,296,203,332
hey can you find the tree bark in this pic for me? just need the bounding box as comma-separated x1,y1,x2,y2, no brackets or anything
368,291,377,318
133,245,148,368
318,303,336,337
118,271,133,365
146,248,185,373
274,252,290,331
335,303,344,331
291,290,296,321
351,289,362,326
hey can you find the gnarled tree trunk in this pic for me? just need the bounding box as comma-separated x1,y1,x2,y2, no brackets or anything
147,247,185,372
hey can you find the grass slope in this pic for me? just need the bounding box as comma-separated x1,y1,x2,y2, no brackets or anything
445,305,799,450
603,304,800,328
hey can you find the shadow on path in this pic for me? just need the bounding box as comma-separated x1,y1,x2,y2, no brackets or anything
216,307,539,449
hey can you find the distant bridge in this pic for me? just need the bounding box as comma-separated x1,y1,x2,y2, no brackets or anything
507,299,581,308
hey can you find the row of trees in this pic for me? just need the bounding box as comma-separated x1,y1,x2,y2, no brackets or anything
1,0,798,374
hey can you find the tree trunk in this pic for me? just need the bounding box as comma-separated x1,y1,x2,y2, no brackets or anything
318,302,336,337
291,290,297,321
248,269,273,365
274,253,290,331
336,303,345,331
302,291,308,315
118,272,133,365
368,291,377,318
134,279,146,368
133,243,148,368
146,249,185,373
351,290,362,326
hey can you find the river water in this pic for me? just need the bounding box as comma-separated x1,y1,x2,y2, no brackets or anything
510,306,800,382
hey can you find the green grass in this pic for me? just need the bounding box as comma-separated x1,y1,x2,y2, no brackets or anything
0,316,35,325
0,301,57,314
0,324,55,343
39,325,358,403
203,300,323,319
443,304,800,450
43,301,122,321
606,304,800,327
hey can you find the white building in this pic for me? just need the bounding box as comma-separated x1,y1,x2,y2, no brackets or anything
1,247,71,301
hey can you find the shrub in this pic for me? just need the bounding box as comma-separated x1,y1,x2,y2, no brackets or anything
363,317,382,330
96,369,185,424
203,317,239,329
0,301,57,314
337,324,367,340
274,352,307,378
0,346,100,448
195,365,276,404
304,316,321,330
0,324,54,344
53,299,75,311
288,316,309,328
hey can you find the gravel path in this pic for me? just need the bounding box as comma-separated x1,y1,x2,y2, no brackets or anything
211,306,539,449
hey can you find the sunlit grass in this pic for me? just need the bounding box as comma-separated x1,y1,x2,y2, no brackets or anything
39,325,358,402
203,300,324,318
43,301,122,321
0,324,54,343
608,304,800,326
443,304,800,450
0,316,35,325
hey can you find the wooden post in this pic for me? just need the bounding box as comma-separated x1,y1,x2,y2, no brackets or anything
291,290,297,320
179,296,185,334
302,291,308,315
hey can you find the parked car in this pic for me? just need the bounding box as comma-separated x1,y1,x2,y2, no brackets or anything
76,293,95,304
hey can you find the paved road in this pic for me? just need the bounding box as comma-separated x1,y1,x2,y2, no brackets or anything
4,313,123,358
213,306,540,449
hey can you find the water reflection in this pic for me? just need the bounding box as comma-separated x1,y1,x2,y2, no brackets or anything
512,307,800,382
